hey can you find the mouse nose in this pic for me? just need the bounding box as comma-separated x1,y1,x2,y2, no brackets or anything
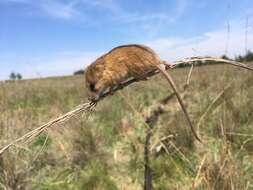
88,93,99,102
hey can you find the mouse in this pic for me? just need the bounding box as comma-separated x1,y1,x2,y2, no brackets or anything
85,44,171,101
84,44,202,142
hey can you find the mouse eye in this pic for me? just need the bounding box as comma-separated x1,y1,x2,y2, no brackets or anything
89,83,97,92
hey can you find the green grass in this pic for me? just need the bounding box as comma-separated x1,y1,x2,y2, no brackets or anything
0,64,253,189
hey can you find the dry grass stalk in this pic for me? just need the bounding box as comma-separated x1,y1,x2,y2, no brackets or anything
99,56,253,100
185,64,194,88
171,56,253,71
32,132,49,162
192,154,207,188
158,66,201,142
197,83,234,130
0,102,96,155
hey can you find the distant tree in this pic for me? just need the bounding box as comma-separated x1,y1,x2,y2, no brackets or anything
235,55,244,62
235,50,253,62
16,73,22,80
245,50,253,62
74,69,84,75
221,54,230,60
9,72,16,80
9,72,22,80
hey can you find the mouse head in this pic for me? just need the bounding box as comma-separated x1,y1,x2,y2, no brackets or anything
85,58,106,102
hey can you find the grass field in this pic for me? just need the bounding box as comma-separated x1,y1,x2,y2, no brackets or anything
0,64,253,190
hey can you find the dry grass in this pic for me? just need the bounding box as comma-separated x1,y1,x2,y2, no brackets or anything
0,63,253,189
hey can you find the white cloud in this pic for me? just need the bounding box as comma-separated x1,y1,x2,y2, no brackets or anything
0,51,101,80
172,0,187,22
0,0,122,20
35,51,101,77
38,1,79,19
0,0,29,2
80,0,122,14
1,0,190,41
147,19,253,61
0,0,80,19
114,0,187,24
116,13,169,23
108,0,188,38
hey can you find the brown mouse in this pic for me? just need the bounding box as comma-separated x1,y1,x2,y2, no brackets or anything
85,44,201,142
85,44,170,101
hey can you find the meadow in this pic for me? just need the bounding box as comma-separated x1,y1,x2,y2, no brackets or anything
0,64,253,190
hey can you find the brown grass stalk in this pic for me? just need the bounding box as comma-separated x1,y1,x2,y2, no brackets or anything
196,83,234,130
0,102,96,155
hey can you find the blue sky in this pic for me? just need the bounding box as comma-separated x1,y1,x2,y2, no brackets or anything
0,0,253,80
